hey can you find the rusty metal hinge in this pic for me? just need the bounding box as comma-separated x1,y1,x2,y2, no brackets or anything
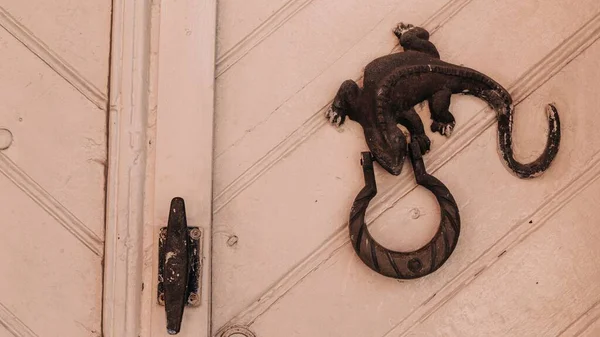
157,197,203,335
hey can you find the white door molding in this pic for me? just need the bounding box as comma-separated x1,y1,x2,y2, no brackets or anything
104,0,217,335
103,0,153,336
141,0,217,334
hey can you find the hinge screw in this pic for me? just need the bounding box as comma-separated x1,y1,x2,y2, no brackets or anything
190,228,201,240
188,293,200,306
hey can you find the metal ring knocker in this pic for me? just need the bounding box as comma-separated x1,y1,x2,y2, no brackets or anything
349,142,461,279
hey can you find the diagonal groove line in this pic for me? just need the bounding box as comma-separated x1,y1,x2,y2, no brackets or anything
0,6,107,110
214,10,391,162
213,0,473,213
558,299,600,337
219,11,600,329
214,105,325,213
421,0,473,34
387,152,600,337
216,0,314,77
0,302,39,337
0,153,103,256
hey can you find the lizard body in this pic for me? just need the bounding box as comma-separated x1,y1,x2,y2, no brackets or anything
327,23,560,178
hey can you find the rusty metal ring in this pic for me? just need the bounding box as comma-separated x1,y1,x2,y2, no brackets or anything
349,142,461,279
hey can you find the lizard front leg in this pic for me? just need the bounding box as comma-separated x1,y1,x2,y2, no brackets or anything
326,79,361,127
429,88,456,137
395,107,431,154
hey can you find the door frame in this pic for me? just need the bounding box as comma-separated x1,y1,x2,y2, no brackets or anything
103,0,218,336
102,0,152,335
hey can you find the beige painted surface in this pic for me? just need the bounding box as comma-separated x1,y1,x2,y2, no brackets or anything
212,0,600,336
0,1,110,337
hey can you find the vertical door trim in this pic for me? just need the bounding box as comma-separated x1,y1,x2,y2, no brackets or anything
142,0,217,335
104,0,218,336
103,0,153,336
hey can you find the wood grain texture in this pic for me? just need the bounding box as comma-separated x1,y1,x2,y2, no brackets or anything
213,0,600,333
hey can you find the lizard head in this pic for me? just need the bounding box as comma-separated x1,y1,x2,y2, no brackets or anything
366,127,407,176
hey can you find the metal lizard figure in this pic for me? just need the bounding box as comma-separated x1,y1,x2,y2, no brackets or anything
326,23,561,179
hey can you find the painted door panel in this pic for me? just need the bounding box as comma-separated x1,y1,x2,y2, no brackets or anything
212,0,600,336
0,1,110,336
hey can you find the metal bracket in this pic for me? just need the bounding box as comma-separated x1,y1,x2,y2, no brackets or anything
157,197,203,335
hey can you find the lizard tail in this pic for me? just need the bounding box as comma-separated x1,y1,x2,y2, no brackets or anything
496,101,561,179
471,77,561,179
375,64,561,179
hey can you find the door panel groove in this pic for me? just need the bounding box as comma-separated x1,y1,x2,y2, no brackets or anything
0,6,107,110
0,153,103,255
559,300,600,337
420,0,473,35
216,12,600,330
0,302,38,337
214,0,463,79
385,152,600,337
216,0,314,77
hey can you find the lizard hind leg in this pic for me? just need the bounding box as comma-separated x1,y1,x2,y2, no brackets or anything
326,79,360,127
429,88,456,137
396,108,431,154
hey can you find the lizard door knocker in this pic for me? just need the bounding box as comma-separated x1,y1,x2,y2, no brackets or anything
328,23,561,279
350,143,460,279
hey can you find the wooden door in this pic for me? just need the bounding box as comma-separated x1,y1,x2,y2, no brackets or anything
211,1,600,336
0,1,111,336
